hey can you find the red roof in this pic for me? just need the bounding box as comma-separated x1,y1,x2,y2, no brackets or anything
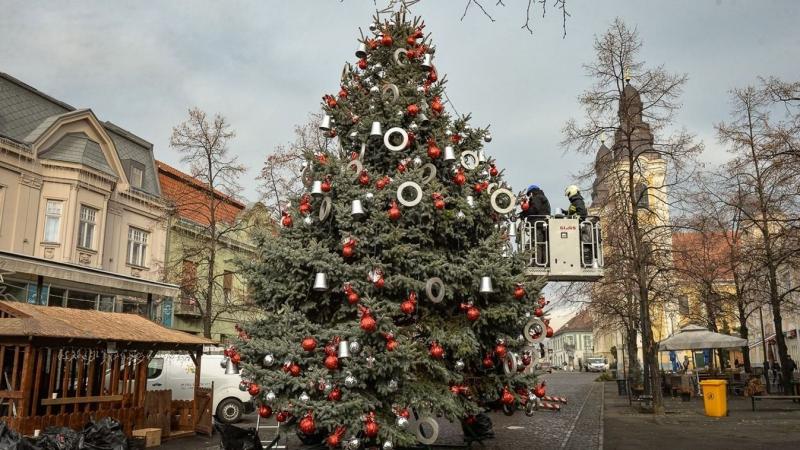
672,232,735,282
554,309,593,336
157,160,245,226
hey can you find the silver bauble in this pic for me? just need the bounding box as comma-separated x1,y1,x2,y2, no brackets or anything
370,86,380,94
445,129,452,136
484,132,493,143
374,63,383,70
396,416,409,428
365,192,374,202
265,391,276,402
383,441,394,450
409,123,419,131
349,131,358,139
397,110,404,117
262,354,275,367
369,23,378,32
413,156,423,167
388,379,399,392
348,340,361,354
220,357,229,369
303,216,313,226
416,86,425,93
345,374,357,387
455,359,465,371
346,437,361,450
299,391,310,402
465,124,472,131
457,211,466,220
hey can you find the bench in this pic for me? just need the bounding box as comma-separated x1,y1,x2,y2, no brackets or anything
751,395,800,411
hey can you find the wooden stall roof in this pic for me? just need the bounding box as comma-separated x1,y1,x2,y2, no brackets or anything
0,301,213,348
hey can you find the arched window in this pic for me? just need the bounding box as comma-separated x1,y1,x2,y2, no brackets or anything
635,182,649,210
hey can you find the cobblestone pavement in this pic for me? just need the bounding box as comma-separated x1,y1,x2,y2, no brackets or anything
159,371,602,450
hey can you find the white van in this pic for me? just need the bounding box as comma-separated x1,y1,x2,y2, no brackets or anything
147,353,253,423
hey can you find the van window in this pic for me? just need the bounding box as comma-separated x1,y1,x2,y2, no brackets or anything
148,358,164,379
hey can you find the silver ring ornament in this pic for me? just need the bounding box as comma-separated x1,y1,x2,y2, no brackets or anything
420,163,437,185
381,83,400,103
425,277,445,303
413,416,439,445
522,346,539,366
486,182,498,194
345,160,363,181
460,151,478,170
490,188,516,214
318,196,332,221
392,48,409,66
384,127,409,152
524,318,547,344
397,181,423,207
302,165,314,187
359,142,367,160
503,352,518,375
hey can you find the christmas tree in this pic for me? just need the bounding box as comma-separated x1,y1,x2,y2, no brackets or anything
234,10,553,449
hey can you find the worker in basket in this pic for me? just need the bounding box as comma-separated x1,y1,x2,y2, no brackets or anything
519,184,551,266
565,185,594,266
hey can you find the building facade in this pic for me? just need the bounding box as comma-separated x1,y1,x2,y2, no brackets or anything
0,72,177,316
157,161,262,342
551,309,594,369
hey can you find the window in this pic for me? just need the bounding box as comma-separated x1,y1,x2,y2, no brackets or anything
147,358,164,379
584,335,593,352
127,227,148,267
635,182,649,210
678,295,690,316
44,200,63,242
223,271,233,301
78,206,98,249
130,166,144,189
182,260,197,297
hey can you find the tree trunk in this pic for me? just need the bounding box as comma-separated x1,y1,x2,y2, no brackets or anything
626,327,639,385
767,263,792,393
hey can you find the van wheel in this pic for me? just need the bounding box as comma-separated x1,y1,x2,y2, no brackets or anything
216,398,243,424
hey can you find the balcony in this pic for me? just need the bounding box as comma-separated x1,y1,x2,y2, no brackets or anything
174,299,201,316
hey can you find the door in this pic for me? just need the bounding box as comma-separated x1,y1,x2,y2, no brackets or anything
194,384,213,435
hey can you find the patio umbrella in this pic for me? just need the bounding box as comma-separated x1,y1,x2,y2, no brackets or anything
658,324,747,351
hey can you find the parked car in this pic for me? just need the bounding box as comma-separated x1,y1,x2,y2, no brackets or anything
147,353,253,424
586,357,609,372
535,361,553,373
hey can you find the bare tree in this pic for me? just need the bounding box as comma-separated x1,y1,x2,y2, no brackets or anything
714,83,800,393
259,112,335,219
562,18,702,411
168,108,252,338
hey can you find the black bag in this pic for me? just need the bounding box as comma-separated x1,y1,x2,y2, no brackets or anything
35,427,80,450
76,418,126,450
461,413,494,441
0,422,42,450
214,421,263,450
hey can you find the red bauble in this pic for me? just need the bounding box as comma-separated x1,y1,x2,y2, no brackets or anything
407,104,419,116
376,176,390,190
429,342,444,359
326,434,341,447
451,134,461,144
386,338,398,352
534,384,546,398
374,277,385,289
501,388,515,405
482,354,494,368
338,88,348,99
381,34,393,46
360,314,377,333
534,307,544,317
400,299,416,315
522,353,532,366
473,183,484,193
546,326,554,338
321,180,332,192
248,383,260,396
299,414,316,435
328,387,342,401
342,244,355,258
289,364,301,377
489,165,499,177
230,352,241,364
465,415,477,425
431,98,444,114
299,202,312,215
434,198,445,210
301,337,317,352
520,200,530,211
358,170,370,186
281,213,293,228
388,201,401,221
358,58,368,70
276,411,289,423
326,97,337,108
494,343,507,358
364,421,379,438
428,67,438,82
513,285,526,300
347,291,360,305
224,348,232,357
397,162,406,173
453,170,466,186
367,38,378,49
427,141,441,159
324,355,339,371
466,306,480,322
406,36,416,46
258,404,272,418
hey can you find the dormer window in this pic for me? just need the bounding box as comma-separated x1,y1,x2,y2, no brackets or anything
130,166,143,189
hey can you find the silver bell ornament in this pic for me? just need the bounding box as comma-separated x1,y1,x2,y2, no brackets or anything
338,340,351,358
313,272,329,291
444,145,456,162
466,196,475,208
348,340,361,354
508,220,517,238
263,354,275,367
224,358,240,375
344,373,357,388
421,53,433,70
351,199,365,218
484,132,493,143
265,391,276,402
220,357,229,369
396,416,409,429
455,359,465,371
478,150,487,163
418,113,430,128
355,43,367,58
383,441,394,450
479,276,494,294
299,391,310,403
370,121,382,137
311,180,323,196
320,114,332,131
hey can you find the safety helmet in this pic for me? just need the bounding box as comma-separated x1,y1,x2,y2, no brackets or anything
565,185,580,198
526,184,540,193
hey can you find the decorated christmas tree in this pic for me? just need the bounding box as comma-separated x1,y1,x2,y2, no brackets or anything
234,9,555,449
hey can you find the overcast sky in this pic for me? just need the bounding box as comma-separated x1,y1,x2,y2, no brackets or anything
2,0,798,324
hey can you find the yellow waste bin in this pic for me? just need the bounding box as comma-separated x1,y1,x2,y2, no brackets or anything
699,379,728,417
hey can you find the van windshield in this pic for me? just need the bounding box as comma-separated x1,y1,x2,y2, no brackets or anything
587,358,604,364
148,357,164,379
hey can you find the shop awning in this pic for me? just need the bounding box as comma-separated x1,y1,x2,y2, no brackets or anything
0,250,179,297
658,324,748,351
